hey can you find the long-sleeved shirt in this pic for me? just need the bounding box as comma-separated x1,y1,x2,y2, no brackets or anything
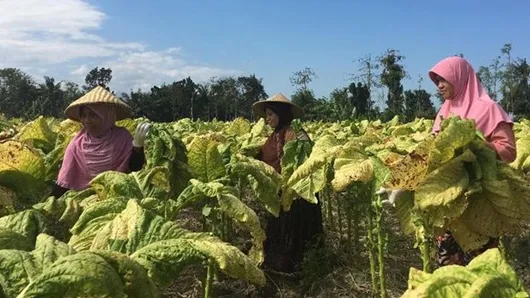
486,121,517,163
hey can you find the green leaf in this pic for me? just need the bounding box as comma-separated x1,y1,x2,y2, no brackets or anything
90,171,143,200
394,191,416,236
130,234,266,287
463,275,523,298
90,200,188,254
145,126,192,198
227,117,251,136
428,117,477,171
281,138,313,183
459,193,521,239
404,248,529,297
331,142,373,192
131,166,171,200
217,191,266,265
0,141,47,202
446,219,490,252
32,233,76,269
230,154,282,217
173,179,224,213
466,248,523,290
414,149,476,227
187,134,226,183
0,250,39,297
92,251,160,298
0,228,32,251
510,133,530,172
406,267,432,292
17,252,128,298
286,135,340,204
59,190,98,227
69,198,128,251
14,116,56,154
0,209,49,244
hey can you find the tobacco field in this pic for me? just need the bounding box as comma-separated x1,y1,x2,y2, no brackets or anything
1,114,530,297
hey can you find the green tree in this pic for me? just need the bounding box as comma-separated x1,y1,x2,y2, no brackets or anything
507,59,530,119
290,67,319,120
500,43,518,115
207,77,240,121
192,83,210,121
83,67,113,92
329,88,351,121
351,54,381,113
32,76,64,118
290,67,318,92
237,74,268,120
0,68,37,118
348,82,371,118
291,89,319,120
63,81,84,105
477,56,502,101
379,49,407,121
404,89,436,122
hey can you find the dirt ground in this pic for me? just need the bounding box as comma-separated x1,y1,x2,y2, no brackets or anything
162,206,530,298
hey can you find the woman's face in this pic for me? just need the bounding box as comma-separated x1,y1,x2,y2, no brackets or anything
265,108,279,129
80,106,104,136
432,74,455,100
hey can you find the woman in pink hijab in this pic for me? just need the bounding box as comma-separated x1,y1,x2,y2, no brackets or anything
431,56,516,267
430,56,516,163
379,57,517,267
51,86,151,198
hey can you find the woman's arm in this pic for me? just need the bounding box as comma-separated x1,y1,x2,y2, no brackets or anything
487,121,517,163
129,147,146,171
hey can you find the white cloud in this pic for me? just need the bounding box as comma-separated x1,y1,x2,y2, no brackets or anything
0,0,240,91
105,49,240,92
0,0,104,36
71,65,90,76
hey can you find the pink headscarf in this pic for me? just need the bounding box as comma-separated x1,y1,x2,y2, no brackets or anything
57,104,133,191
430,57,512,137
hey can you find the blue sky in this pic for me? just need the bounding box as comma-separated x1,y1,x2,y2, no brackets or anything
2,0,529,107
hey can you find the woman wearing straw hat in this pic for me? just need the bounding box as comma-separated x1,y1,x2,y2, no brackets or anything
252,93,324,274
51,86,151,198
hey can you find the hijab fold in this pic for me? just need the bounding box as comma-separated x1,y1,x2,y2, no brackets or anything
430,57,512,137
57,104,133,191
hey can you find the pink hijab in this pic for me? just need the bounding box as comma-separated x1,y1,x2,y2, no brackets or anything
430,56,512,137
57,104,133,191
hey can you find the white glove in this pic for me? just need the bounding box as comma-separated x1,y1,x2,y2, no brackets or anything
376,187,405,207
133,122,152,148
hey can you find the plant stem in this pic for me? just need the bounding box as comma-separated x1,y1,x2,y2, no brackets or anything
367,206,379,297
374,195,387,298
326,188,335,232
346,194,353,253
204,259,214,298
353,202,359,253
421,238,432,273
376,220,386,298
337,195,343,244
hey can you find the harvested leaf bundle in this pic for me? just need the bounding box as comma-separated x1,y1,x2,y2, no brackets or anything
385,117,530,251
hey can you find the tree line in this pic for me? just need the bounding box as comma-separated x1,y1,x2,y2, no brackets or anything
0,43,528,123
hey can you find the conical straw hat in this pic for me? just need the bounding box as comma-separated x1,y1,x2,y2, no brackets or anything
65,86,133,122
252,93,304,118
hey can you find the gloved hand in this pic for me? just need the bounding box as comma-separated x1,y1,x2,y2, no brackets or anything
376,187,405,207
133,122,152,148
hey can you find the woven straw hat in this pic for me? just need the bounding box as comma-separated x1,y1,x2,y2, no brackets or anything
252,93,304,118
65,86,133,122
